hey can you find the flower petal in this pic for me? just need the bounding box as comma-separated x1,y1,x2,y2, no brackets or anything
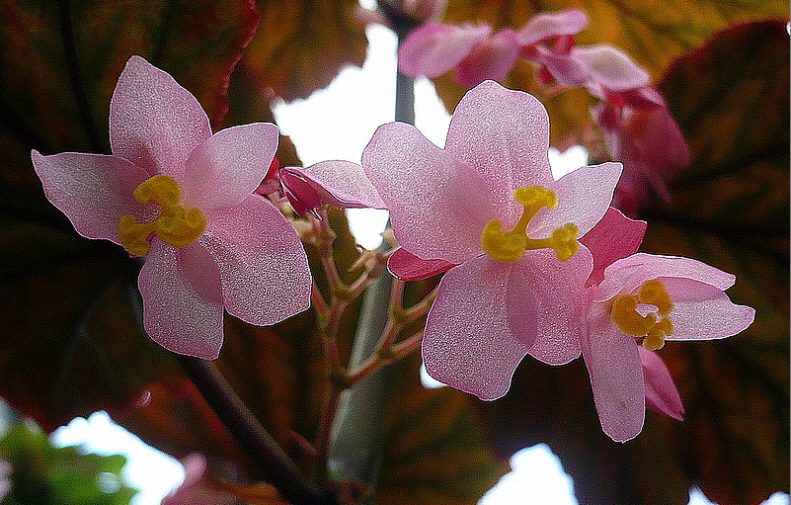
519,247,592,365
598,253,738,301
110,55,211,178
571,44,651,94
638,347,684,421
398,22,491,78
661,277,755,340
362,121,492,263
580,207,646,286
444,81,554,228
182,123,279,210
529,161,621,239
454,29,520,88
517,9,588,47
200,196,311,326
288,160,386,210
387,247,456,281
31,150,154,245
138,240,224,360
422,256,533,400
583,298,645,442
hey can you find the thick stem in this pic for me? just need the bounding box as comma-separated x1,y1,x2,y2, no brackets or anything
177,356,334,505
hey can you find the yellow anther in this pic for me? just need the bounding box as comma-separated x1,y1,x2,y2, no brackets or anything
118,175,206,256
481,185,579,263
611,279,675,350
638,279,673,315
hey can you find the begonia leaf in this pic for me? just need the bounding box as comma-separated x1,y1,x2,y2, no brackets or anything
242,0,368,101
0,0,258,430
375,355,506,505
433,0,787,144
474,20,788,505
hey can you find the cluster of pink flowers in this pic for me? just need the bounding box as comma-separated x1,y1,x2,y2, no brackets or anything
398,9,690,214
32,55,752,443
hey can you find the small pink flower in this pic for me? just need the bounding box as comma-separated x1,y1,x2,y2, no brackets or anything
363,80,621,399
582,253,754,441
594,92,690,214
31,55,312,360
162,453,235,505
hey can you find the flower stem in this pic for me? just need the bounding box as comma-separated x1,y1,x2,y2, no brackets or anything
176,355,334,505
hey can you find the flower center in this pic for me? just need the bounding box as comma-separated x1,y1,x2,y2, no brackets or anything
480,185,580,263
118,175,206,256
611,279,674,350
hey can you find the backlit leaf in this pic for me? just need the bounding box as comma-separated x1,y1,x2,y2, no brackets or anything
243,0,368,101
0,0,259,430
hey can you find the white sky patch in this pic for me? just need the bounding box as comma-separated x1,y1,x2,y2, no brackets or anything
51,412,184,505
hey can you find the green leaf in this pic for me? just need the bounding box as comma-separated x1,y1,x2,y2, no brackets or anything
375,355,506,505
0,421,137,505
474,20,789,505
0,0,259,430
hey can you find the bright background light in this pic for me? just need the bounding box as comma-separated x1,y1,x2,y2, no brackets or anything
45,19,788,505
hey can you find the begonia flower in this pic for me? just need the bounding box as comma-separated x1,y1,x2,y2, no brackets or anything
399,9,587,88
582,253,754,441
362,80,622,400
594,92,689,214
162,453,235,505
31,55,311,360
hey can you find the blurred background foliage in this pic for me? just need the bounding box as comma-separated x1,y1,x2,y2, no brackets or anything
0,1,787,504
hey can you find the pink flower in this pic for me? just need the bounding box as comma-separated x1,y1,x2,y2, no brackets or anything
362,80,622,399
259,160,386,217
31,55,311,360
398,9,587,88
582,253,754,441
594,90,689,214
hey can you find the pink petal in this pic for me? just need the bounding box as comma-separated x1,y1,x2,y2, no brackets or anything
531,46,591,87
288,160,386,210
598,253,738,301
571,44,651,94
454,29,520,88
182,123,279,210
580,207,646,286
362,121,493,263
660,277,755,340
638,347,684,421
280,170,323,217
444,80,554,228
529,161,621,239
199,195,311,326
422,256,534,400
520,247,592,365
110,55,211,178
138,240,224,360
583,298,645,442
398,22,491,78
387,247,456,281
31,150,155,245
516,9,588,47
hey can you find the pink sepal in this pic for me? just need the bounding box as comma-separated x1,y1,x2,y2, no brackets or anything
639,347,684,421
387,247,456,281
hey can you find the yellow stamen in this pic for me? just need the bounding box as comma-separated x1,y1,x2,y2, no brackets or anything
611,279,674,350
118,175,206,256
481,185,580,263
